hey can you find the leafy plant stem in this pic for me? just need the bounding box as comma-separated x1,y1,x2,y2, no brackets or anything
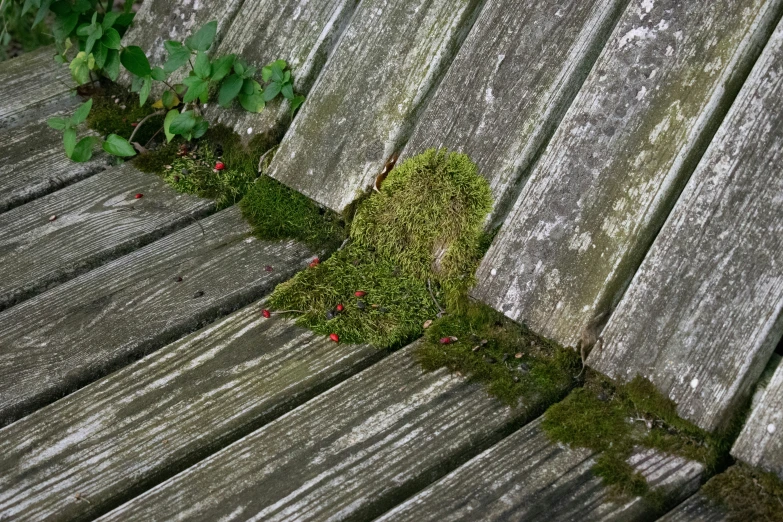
128,109,163,144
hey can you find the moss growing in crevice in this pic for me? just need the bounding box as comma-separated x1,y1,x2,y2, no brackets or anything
702,464,783,522
267,149,493,349
415,301,581,407
542,372,729,504
86,83,161,146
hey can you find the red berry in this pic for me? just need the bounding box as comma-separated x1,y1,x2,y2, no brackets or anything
265,265,273,272
336,304,344,312
330,333,339,343
262,309,271,318
309,257,320,268
131,122,138,127
134,193,143,199
440,337,457,345
354,291,366,297
215,162,225,170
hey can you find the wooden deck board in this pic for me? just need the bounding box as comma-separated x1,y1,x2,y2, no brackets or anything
472,0,783,348
399,0,627,226
206,0,359,146
589,16,783,432
376,418,703,522
0,164,213,312
0,46,75,131
97,344,552,521
0,111,107,214
0,207,313,427
267,0,483,212
0,311,377,521
658,493,727,522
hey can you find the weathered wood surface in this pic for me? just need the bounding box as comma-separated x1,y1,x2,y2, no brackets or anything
99,344,542,521
658,492,727,522
0,207,313,427
268,0,483,212
589,16,783,433
0,311,378,521
472,0,783,348
399,0,627,226
376,418,703,522
732,361,783,478
0,112,107,214
206,0,359,146
0,46,75,131
0,163,213,312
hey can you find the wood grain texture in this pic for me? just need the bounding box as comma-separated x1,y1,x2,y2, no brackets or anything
0,163,213,312
399,0,627,226
472,0,783,348
206,0,359,145
268,0,483,212
658,492,728,522
99,344,546,522
0,110,107,214
0,207,313,427
0,310,378,521
589,17,783,432
376,418,704,522
0,46,76,131
732,363,783,478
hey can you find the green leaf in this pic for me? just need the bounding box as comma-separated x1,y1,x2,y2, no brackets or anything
270,60,286,82
182,77,208,103
70,98,93,125
101,27,121,50
194,51,211,79
185,20,217,52
164,48,191,74
131,74,143,92
21,0,38,16
170,110,197,135
47,117,68,130
162,90,177,109
281,82,294,100
283,70,291,83
241,77,256,95
93,43,108,69
120,46,152,77
261,66,272,83
234,61,245,77
71,137,98,163
63,128,77,158
115,12,135,28
263,82,281,102
163,109,179,143
238,92,265,113
76,23,91,37
53,12,79,43
103,134,137,157
69,52,91,84
151,67,167,81
33,0,52,28
290,95,305,116
210,54,235,82
218,74,243,107
104,49,121,81
139,76,152,106
192,118,209,139
102,11,120,29
85,25,103,55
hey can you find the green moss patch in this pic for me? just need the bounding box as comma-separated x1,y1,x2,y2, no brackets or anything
543,373,727,504
267,149,492,349
86,84,161,146
415,302,580,407
702,464,783,522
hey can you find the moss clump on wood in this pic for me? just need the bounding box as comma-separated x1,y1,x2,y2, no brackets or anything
702,464,783,522
415,302,581,407
267,149,492,349
542,372,727,505
86,84,162,146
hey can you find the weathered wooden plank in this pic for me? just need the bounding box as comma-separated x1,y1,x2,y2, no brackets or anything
268,0,483,212
0,163,213,311
589,17,783,432
658,493,728,522
0,46,75,131
732,361,783,478
376,418,703,522
98,344,538,521
0,311,378,521
0,207,313,426
206,0,359,146
472,0,783,348
399,0,627,226
0,111,107,214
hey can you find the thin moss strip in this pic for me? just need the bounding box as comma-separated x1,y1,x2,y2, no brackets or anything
702,464,783,522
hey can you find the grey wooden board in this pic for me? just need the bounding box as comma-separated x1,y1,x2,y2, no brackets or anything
0,163,213,312
472,0,783,348
0,207,313,427
0,46,76,131
589,16,783,433
399,0,627,227
206,0,359,145
268,0,483,212
376,418,704,522
0,311,379,521
0,109,107,214
658,492,727,522
99,344,543,521
732,362,783,478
